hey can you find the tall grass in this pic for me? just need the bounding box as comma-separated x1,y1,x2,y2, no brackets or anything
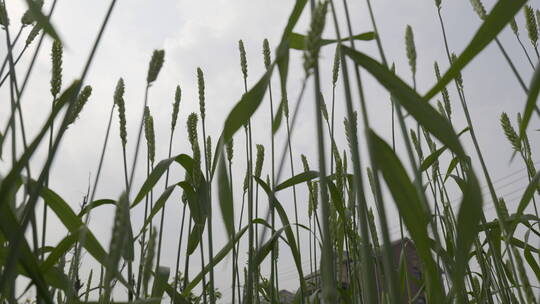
1,0,540,303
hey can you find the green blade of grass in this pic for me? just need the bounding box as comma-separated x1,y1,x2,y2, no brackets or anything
131,155,180,208
424,0,527,101
288,31,375,50
134,185,176,239
217,153,235,240
519,62,540,138
420,127,469,171
453,171,483,303
151,266,170,303
369,130,444,302
183,224,250,294
78,199,116,216
275,170,319,191
342,46,465,158
254,176,306,293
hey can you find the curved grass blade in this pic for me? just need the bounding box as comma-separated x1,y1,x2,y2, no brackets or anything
134,185,176,239
520,62,540,138
342,46,465,158
253,176,307,292
78,199,116,216
420,127,469,171
183,224,250,295
424,0,527,100
131,155,180,208
288,31,375,50
150,266,170,303
217,153,234,239
369,130,444,302
453,171,483,303
275,170,319,191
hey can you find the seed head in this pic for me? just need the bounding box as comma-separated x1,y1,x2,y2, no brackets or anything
26,24,40,46
114,78,127,145
283,96,289,118
206,136,212,171
187,113,199,146
319,92,328,122
500,112,521,152
332,46,340,86
142,227,157,295
344,111,357,153
242,166,249,194
0,2,9,28
405,25,417,77
434,61,451,119
226,138,234,163
434,0,441,9
410,129,423,160
303,1,328,72
171,85,181,131
524,5,538,46
197,67,206,120
144,106,156,164
470,0,487,20
67,85,92,127
146,49,165,84
263,38,271,70
450,53,463,88
510,18,518,35
239,40,248,79
51,40,63,98
254,144,265,178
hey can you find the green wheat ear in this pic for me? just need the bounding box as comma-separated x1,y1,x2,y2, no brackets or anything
26,24,41,46
303,0,328,73
332,45,340,87
187,112,201,183
410,129,423,160
469,0,487,20
254,144,265,178
51,40,63,99
510,18,519,35
283,96,289,118
114,78,127,145
524,5,538,46
226,138,234,163
67,85,92,127
197,67,206,120
0,2,9,27
450,53,463,88
434,61,451,119
147,49,165,84
405,25,416,78
206,136,212,170
319,92,329,122
144,106,155,164
263,38,271,70
500,112,521,153
171,85,181,131
142,227,157,295
239,40,248,79
434,0,441,9
102,193,130,303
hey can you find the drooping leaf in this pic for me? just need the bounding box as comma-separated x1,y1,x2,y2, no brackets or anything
275,170,319,191
342,46,465,159
369,130,444,302
424,0,527,100
288,31,375,50
217,153,235,239
78,199,116,216
24,0,61,41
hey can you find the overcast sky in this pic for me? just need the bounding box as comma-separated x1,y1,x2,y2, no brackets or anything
1,0,539,301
